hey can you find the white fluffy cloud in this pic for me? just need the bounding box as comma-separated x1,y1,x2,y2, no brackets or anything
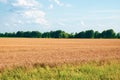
53,0,63,6
49,0,71,7
10,0,49,26
23,10,45,18
22,10,48,26
1,0,70,28
49,0,62,6
12,0,41,8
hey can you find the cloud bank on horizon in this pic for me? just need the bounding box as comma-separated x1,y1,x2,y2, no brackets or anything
0,0,120,33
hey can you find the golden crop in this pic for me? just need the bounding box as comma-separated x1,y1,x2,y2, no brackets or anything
0,38,120,69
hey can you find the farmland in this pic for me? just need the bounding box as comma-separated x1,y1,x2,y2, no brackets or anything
0,38,120,80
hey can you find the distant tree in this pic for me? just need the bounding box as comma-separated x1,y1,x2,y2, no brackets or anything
31,31,41,38
85,30,94,38
8,32,16,37
106,29,116,38
74,32,78,38
117,32,120,38
16,31,24,37
50,31,55,38
101,29,116,38
101,30,106,38
69,33,74,38
42,32,50,38
74,31,85,38
79,31,85,38
23,31,32,37
0,33,4,37
55,30,63,38
49,30,68,38
94,31,101,38
60,31,69,38
0,29,118,38
4,32,8,37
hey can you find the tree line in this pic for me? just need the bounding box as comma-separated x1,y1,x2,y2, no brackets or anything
0,29,120,38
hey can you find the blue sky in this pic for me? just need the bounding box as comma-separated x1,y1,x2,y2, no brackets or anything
0,0,120,33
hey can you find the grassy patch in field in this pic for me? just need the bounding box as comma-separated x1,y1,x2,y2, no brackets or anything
0,61,120,80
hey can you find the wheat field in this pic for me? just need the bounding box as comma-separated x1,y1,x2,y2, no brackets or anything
0,38,120,69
